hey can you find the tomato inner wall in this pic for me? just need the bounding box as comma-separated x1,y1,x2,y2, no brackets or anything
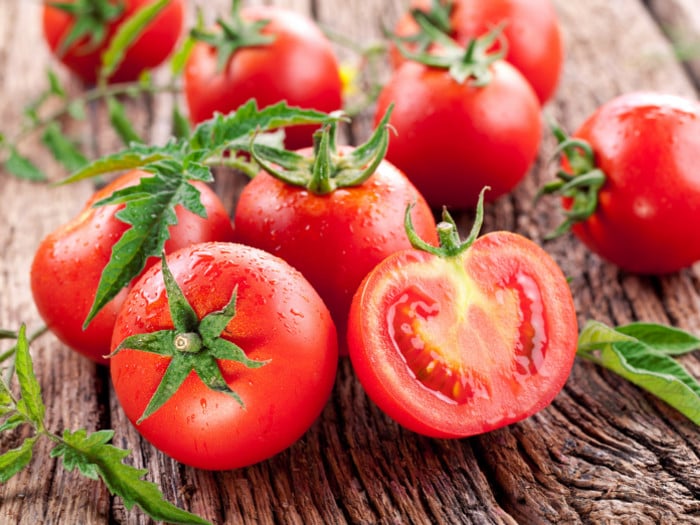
386,272,548,405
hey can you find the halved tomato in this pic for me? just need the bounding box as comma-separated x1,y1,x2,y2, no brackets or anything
347,204,577,438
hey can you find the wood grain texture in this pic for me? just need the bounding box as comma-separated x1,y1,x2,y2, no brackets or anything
1,0,699,524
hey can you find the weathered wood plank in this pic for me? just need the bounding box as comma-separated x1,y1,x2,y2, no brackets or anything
0,0,699,524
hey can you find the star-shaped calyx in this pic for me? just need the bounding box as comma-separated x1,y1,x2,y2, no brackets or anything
108,255,268,424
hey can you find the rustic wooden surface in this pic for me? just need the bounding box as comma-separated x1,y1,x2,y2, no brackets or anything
1,0,700,523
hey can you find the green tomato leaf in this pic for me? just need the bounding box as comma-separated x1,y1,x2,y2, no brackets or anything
4,147,47,182
14,325,45,430
47,69,66,98
0,413,26,433
615,322,700,355
107,96,144,146
0,437,37,483
83,171,206,327
578,320,700,424
99,0,170,82
189,100,329,152
52,429,210,525
41,122,89,173
58,141,183,184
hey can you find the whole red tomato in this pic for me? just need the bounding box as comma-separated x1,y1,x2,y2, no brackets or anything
233,122,437,354
392,0,563,104
30,170,234,365
183,4,342,149
348,196,578,438
374,48,542,209
42,0,185,84
542,91,700,275
110,242,338,470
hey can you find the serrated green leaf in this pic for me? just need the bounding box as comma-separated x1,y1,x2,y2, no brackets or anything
99,0,170,82
0,437,37,483
107,96,143,146
41,122,89,173
83,173,205,327
53,429,210,524
189,100,329,151
616,322,700,355
58,143,182,184
0,413,27,433
14,325,45,430
4,147,47,182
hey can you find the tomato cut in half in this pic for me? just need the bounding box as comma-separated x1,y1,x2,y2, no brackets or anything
347,228,577,438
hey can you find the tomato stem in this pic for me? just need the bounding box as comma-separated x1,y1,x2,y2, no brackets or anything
248,107,393,195
109,258,268,423
535,122,607,239
388,5,506,86
190,0,276,73
405,186,490,257
174,333,203,354
49,0,126,56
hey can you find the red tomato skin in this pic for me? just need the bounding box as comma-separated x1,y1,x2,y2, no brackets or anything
374,60,541,209
183,6,343,150
392,0,564,105
30,170,234,365
564,92,700,274
42,0,185,84
347,231,578,438
232,151,438,354
110,242,338,470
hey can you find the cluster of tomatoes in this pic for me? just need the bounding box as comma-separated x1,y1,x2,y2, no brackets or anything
32,0,700,471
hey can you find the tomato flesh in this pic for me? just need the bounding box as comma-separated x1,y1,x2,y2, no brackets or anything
348,232,577,438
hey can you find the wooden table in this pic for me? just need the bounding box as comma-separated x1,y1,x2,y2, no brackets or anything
2,0,700,523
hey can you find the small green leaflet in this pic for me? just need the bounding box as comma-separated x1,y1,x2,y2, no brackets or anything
41,122,89,173
107,96,144,146
52,429,210,525
577,320,700,424
14,325,46,431
99,0,170,82
0,437,37,483
4,147,47,182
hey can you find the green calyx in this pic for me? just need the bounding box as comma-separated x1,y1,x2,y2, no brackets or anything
190,0,275,72
108,256,268,424
536,123,607,239
49,0,126,55
406,186,490,258
390,4,506,86
249,108,393,195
